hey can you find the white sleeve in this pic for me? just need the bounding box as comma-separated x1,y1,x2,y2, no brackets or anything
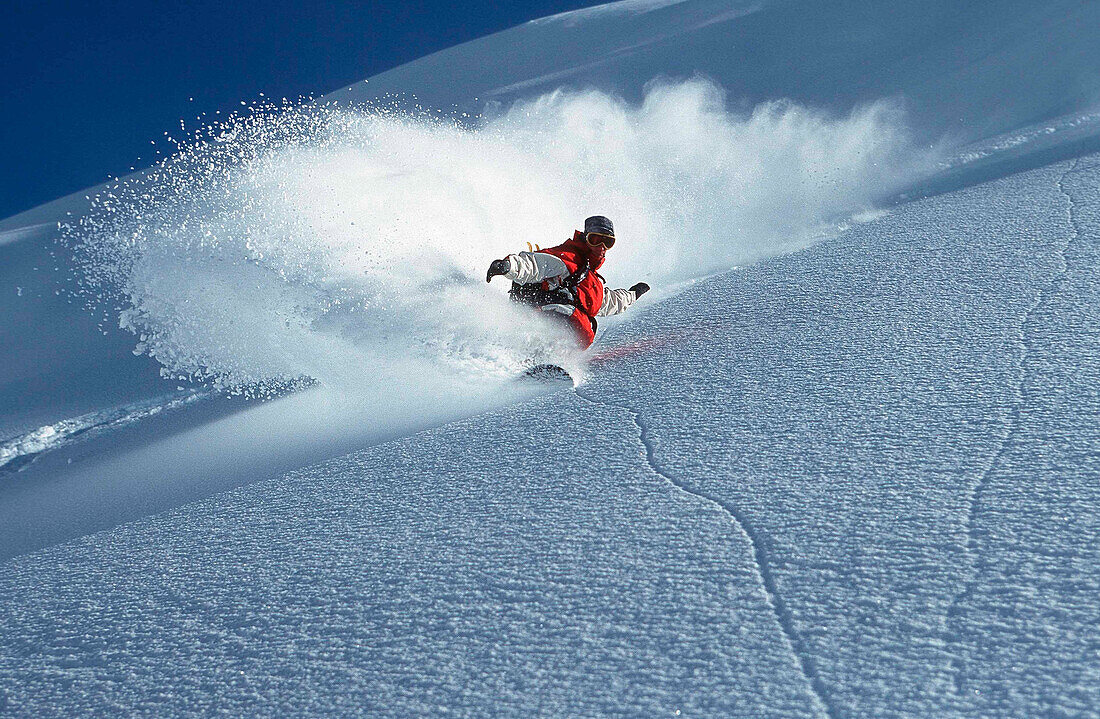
597,287,638,316
504,251,570,284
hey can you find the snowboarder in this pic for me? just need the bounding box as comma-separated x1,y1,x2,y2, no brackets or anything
485,215,649,349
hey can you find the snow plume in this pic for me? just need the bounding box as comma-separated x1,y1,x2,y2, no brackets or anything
63,79,925,394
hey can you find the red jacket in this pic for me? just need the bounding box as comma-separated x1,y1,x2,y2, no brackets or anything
536,232,607,320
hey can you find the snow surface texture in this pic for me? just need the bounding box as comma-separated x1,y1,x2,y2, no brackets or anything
574,158,1100,717
1,155,1097,717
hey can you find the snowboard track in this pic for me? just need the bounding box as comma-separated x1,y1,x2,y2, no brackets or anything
944,157,1083,697
573,387,839,719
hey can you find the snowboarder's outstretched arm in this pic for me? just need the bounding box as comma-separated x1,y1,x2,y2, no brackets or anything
597,282,649,316
486,251,569,284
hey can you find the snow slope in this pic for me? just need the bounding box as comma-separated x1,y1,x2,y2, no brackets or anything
345,0,1100,144
1,0,1099,716
1,155,1096,717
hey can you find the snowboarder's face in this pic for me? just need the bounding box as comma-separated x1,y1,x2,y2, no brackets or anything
585,231,615,250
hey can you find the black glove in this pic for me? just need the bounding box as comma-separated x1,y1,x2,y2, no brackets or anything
486,258,510,283
629,282,650,297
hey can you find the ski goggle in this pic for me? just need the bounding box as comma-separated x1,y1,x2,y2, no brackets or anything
585,231,616,249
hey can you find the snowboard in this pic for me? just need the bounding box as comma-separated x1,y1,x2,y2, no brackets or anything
519,363,574,384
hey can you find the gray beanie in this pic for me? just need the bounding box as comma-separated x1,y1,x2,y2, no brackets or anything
584,215,614,236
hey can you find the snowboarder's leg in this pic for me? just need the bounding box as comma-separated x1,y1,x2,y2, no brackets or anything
533,305,595,349
566,309,595,349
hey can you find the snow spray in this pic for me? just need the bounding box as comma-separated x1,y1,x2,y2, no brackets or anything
63,79,925,395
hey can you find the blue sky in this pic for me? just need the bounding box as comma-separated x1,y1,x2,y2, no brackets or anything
0,0,596,220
